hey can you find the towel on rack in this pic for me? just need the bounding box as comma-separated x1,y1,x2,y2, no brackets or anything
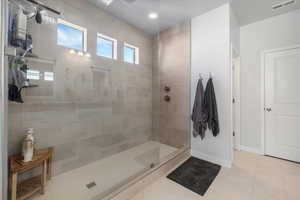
8,58,28,103
191,78,207,139
204,78,219,137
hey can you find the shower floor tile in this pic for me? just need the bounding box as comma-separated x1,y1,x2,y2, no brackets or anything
30,141,177,200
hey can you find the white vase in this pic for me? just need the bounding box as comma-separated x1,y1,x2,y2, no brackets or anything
22,128,35,162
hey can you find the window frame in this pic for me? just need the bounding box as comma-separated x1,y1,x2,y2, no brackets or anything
97,33,118,60
57,19,87,52
123,42,139,65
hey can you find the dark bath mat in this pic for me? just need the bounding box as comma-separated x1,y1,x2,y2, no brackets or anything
167,157,221,196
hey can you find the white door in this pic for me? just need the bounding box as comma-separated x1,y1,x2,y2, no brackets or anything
265,46,300,162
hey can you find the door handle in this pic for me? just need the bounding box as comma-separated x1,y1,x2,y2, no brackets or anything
265,108,272,112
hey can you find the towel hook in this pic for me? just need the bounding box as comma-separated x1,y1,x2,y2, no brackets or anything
199,72,213,79
199,73,203,80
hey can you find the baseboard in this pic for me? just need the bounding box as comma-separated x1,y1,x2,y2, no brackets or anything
191,150,232,168
239,145,264,155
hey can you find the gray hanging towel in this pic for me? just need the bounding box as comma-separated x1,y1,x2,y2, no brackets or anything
8,62,27,90
8,58,27,103
191,78,207,139
204,78,219,137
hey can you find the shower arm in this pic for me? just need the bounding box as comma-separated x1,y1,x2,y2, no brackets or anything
25,0,61,15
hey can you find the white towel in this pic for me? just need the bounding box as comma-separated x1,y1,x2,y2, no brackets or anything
16,8,27,40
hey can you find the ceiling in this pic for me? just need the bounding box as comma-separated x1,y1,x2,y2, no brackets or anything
232,0,300,26
87,0,229,34
88,0,300,34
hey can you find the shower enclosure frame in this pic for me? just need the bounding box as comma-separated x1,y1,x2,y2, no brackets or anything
0,0,8,199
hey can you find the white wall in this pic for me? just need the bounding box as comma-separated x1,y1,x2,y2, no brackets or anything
191,4,232,167
240,9,300,152
230,6,240,55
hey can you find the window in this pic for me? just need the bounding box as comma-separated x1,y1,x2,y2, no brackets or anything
97,34,117,59
124,43,139,64
57,19,87,51
44,72,54,81
27,70,40,80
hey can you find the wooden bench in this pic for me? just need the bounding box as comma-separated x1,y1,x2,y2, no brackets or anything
9,147,53,200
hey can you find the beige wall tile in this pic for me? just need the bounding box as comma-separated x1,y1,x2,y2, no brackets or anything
8,0,153,176
152,23,191,149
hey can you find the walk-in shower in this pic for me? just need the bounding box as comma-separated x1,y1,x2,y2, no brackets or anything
1,0,191,199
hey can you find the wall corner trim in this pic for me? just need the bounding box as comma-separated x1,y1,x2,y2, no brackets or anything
191,149,232,168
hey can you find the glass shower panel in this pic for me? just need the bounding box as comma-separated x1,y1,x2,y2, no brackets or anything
152,23,191,152
5,0,190,199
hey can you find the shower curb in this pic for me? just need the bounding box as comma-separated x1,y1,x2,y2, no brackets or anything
99,148,191,200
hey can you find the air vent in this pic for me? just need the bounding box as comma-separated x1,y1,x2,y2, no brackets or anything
272,0,296,10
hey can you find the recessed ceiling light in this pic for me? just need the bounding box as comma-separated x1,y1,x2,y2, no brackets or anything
148,12,158,19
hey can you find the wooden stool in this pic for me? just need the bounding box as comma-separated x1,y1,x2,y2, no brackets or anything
9,147,53,200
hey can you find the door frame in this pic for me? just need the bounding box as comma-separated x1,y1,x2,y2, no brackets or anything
232,57,241,150
0,0,8,199
260,44,300,155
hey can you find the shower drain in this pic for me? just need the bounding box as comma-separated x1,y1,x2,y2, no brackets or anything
86,181,97,189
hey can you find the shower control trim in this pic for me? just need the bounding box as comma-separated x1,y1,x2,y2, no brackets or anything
164,95,171,102
164,86,171,92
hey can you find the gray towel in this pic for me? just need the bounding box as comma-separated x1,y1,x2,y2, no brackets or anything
8,58,28,103
204,78,219,137
192,78,207,139
8,60,27,90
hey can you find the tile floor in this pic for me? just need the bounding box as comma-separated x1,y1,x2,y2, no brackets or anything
131,151,300,200
30,141,177,200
